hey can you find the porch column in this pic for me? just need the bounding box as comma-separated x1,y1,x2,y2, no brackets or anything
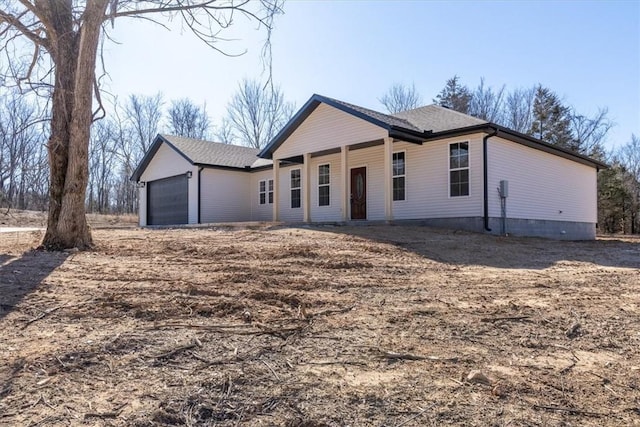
384,136,393,221
341,145,349,221
273,158,280,221
303,152,311,222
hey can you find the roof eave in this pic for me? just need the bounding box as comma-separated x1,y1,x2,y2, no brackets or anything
422,123,607,169
491,124,608,169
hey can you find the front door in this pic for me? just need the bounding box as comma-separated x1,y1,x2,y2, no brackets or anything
350,167,367,220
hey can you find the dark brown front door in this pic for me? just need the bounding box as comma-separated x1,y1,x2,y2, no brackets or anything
350,167,367,220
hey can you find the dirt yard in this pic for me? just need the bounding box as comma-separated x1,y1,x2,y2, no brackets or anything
0,223,638,426
0,209,137,229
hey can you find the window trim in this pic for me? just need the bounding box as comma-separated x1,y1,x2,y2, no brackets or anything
392,150,406,202
290,168,301,209
259,179,266,205
318,163,331,207
448,141,470,198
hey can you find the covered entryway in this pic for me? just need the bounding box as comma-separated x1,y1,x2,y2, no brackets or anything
350,167,367,220
147,174,188,225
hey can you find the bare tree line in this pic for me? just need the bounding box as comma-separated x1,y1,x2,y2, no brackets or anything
0,90,49,211
1,79,295,215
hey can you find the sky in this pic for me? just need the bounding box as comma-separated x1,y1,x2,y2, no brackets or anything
104,0,640,151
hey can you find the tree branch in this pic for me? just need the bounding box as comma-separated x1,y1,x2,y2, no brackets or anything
0,9,50,50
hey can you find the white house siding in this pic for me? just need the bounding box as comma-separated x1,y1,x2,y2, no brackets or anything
310,153,342,222
391,135,484,220
347,145,386,221
487,137,597,223
273,103,387,160
138,143,197,226
199,168,251,223
249,169,274,221
278,164,304,222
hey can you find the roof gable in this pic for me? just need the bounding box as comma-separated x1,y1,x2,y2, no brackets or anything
130,134,271,181
258,94,429,159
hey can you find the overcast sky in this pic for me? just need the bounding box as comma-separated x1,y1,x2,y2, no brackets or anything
103,0,639,151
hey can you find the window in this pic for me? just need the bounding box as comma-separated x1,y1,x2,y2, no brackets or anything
449,142,469,197
318,164,330,206
268,179,273,204
290,169,301,208
259,180,266,205
392,152,405,201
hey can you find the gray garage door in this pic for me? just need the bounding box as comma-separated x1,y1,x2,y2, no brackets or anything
147,175,188,225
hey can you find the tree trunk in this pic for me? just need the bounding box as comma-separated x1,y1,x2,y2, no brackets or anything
42,0,109,250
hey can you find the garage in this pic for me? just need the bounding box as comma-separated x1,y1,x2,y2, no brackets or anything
146,174,188,225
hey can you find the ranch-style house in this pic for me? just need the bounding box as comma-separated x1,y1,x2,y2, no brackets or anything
130,94,606,240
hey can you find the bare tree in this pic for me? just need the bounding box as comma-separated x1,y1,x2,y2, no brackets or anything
126,93,164,155
168,98,210,139
0,90,45,210
113,94,163,214
0,0,282,249
379,83,423,113
213,118,236,145
618,134,640,233
88,119,117,213
469,78,505,122
569,107,613,158
225,78,295,149
503,87,535,133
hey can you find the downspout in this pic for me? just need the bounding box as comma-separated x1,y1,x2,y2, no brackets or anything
483,126,499,232
197,167,204,224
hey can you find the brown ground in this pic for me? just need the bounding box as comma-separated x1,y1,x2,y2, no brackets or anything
0,219,639,426
0,209,137,228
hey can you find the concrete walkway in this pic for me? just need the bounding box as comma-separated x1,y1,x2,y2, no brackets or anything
0,227,44,233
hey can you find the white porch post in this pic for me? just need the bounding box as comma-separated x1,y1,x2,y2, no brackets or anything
384,136,393,221
273,158,280,221
341,145,349,221
303,152,311,222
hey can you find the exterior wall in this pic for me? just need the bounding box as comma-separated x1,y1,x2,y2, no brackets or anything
249,169,274,221
309,153,343,221
392,135,484,220
487,137,597,224
278,163,304,222
273,103,387,159
138,143,197,226
200,168,251,223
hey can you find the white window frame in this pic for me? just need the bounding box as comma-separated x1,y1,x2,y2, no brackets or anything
318,163,331,207
449,141,470,198
392,151,406,202
267,179,274,204
290,168,301,209
259,180,266,205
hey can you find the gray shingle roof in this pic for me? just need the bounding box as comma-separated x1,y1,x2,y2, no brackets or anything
160,134,270,169
323,96,424,132
392,105,487,132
